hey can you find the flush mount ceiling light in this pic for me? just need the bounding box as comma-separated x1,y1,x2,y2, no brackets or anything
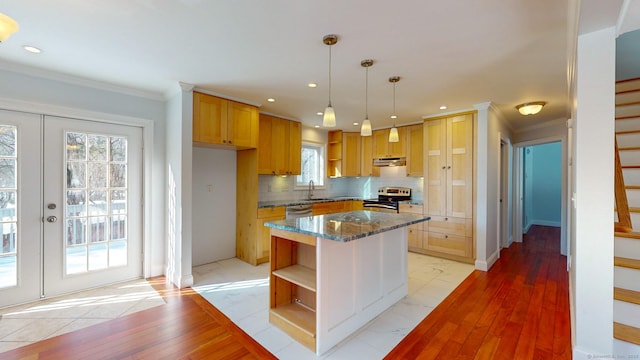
322,34,338,127
516,101,546,115
0,13,19,42
360,59,374,136
388,76,401,143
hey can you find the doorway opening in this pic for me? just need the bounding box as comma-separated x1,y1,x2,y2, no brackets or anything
513,138,567,255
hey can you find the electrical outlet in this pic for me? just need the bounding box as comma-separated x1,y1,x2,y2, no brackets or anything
207,184,213,192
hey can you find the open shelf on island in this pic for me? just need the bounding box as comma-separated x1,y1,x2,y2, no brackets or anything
270,303,316,337
273,264,316,292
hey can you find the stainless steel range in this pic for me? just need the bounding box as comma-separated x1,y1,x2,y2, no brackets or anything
363,187,412,213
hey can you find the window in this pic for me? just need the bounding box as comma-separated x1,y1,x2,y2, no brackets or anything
296,142,325,187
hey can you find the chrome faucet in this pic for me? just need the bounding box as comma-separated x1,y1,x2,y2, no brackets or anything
308,180,315,199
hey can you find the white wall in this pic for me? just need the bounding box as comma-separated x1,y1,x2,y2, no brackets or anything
474,103,513,271
0,67,167,277
571,26,616,359
192,147,237,265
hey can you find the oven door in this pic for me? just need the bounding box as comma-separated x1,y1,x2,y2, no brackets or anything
363,200,399,213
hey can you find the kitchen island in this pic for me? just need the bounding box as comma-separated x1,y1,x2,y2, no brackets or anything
264,210,430,355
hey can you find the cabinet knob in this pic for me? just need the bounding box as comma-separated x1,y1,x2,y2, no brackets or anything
229,140,232,144
445,235,449,239
447,166,451,169
442,166,446,170
445,217,448,221
222,140,227,143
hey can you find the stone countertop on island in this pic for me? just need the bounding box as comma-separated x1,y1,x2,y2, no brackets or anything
264,210,430,242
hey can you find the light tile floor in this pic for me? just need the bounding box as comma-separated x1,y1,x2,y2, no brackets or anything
0,279,165,353
193,252,474,359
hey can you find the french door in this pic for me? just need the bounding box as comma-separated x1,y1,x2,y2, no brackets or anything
0,110,143,307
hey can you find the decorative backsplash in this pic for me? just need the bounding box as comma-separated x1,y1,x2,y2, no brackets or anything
258,166,423,201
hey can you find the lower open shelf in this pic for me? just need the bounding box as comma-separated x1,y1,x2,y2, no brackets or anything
270,303,316,351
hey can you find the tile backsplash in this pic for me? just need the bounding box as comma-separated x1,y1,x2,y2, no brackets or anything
258,166,423,202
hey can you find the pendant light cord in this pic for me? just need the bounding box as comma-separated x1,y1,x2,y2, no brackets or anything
328,44,332,107
365,65,369,119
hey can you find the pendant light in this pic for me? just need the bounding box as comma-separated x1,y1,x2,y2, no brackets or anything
360,59,374,136
322,34,338,127
388,76,400,142
0,13,19,42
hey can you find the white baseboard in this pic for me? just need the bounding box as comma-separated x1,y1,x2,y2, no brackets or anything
531,219,561,227
475,250,500,271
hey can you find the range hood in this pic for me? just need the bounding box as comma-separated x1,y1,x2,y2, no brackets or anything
373,157,406,167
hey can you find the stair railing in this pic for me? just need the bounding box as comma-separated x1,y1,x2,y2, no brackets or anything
615,138,633,232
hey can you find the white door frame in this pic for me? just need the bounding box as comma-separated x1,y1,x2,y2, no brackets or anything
0,98,155,280
512,135,568,255
499,136,512,249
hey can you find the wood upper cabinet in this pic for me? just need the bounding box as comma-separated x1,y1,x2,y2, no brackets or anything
193,91,258,149
372,127,407,158
258,114,302,175
360,135,379,177
406,124,424,177
342,132,361,177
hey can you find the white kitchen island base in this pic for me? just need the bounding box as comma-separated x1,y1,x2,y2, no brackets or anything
316,227,408,355
267,213,416,356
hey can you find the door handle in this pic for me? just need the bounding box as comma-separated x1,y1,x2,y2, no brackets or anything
46,216,57,223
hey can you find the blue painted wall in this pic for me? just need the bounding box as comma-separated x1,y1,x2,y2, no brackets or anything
524,142,562,229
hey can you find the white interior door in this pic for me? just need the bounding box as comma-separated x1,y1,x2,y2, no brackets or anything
43,116,143,298
0,110,42,308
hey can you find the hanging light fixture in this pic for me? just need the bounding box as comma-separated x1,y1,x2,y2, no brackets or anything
388,76,400,142
0,13,19,42
360,59,374,136
322,34,338,127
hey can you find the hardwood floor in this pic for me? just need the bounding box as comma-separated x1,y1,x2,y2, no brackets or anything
386,225,571,359
1,225,570,359
0,279,277,360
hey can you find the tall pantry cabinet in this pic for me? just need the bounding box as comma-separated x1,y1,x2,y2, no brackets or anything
420,111,475,263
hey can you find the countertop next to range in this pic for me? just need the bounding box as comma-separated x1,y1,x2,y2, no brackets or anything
264,210,430,242
258,197,423,208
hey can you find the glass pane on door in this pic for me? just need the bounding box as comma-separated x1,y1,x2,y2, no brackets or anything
0,125,17,288
65,132,129,275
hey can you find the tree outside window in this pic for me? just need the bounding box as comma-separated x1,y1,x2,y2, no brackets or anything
296,142,325,187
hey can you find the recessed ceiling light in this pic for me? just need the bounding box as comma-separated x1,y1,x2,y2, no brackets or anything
308,83,317,88
439,105,447,110
314,125,320,128
353,122,359,126
267,98,275,102
23,46,41,54
317,112,323,116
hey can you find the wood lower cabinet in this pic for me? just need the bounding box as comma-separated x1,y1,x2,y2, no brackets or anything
312,201,345,215
193,91,258,149
258,114,301,175
399,204,425,251
422,111,475,263
256,207,286,264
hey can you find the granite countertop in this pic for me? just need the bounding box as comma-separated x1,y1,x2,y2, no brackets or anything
258,197,363,208
264,210,430,242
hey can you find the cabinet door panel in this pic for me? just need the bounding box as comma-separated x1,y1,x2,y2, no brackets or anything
425,119,446,216
288,121,302,175
258,115,274,174
406,124,423,176
447,114,473,218
193,92,226,144
342,132,361,176
389,126,407,157
271,117,289,174
372,129,390,158
228,101,258,148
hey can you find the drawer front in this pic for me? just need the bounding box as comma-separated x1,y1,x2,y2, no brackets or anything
425,216,472,237
426,232,471,257
399,204,423,214
258,206,286,219
312,201,345,215
407,223,424,248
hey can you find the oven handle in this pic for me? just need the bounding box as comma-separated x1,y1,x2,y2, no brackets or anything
363,202,398,211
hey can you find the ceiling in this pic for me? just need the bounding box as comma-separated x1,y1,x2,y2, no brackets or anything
0,1,588,132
